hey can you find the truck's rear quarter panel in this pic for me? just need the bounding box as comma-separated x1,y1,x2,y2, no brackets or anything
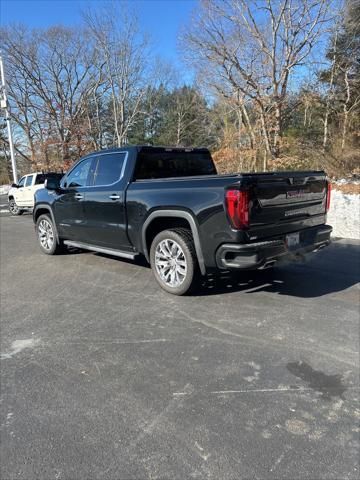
126,170,329,270
126,175,242,267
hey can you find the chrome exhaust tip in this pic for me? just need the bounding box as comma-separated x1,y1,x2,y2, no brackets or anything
261,260,277,269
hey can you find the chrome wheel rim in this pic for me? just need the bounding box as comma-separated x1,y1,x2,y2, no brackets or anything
9,201,19,214
38,219,54,251
155,239,187,288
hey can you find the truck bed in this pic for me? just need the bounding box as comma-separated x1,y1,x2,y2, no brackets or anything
126,169,328,269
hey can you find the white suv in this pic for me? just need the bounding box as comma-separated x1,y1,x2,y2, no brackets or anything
8,172,63,215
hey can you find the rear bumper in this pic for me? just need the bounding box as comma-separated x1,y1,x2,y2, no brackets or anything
215,224,332,270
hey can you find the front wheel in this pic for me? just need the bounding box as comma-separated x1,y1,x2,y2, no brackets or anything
150,228,199,295
8,199,23,216
36,214,64,255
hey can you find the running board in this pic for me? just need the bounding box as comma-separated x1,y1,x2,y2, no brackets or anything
63,241,138,260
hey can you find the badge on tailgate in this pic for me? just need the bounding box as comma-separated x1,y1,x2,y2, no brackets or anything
286,189,307,198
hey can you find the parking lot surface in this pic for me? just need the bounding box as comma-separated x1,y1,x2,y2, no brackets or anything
1,202,359,479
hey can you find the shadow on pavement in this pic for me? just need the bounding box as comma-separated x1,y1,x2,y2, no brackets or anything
59,239,359,299
195,241,359,298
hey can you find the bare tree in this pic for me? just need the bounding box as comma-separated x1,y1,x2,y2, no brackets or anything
1,25,97,166
339,0,360,151
341,66,360,150
320,0,360,153
83,4,154,147
1,9,180,169
183,0,332,164
173,88,201,146
322,29,339,151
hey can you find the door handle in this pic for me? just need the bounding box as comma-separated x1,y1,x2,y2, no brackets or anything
109,194,120,200
74,193,83,200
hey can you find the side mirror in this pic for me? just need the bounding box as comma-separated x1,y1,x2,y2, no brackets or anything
11,183,18,188
45,178,61,191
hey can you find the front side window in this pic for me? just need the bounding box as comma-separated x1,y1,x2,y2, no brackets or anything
17,177,26,187
65,158,92,188
93,153,126,186
25,175,34,187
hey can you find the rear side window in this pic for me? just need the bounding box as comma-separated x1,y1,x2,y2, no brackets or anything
35,174,45,185
134,148,217,180
35,173,63,185
92,153,126,186
25,175,34,186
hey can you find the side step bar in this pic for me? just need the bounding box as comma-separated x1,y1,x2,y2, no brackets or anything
63,240,138,260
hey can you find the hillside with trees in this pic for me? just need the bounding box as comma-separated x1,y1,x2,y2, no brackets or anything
0,0,359,183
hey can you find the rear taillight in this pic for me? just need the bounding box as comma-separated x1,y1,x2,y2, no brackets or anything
326,181,332,212
225,189,249,229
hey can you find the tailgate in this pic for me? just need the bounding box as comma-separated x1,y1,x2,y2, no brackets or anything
246,171,327,238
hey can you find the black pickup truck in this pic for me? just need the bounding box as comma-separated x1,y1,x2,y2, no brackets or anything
34,146,332,295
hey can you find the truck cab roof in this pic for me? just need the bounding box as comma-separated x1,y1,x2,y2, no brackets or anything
82,145,210,157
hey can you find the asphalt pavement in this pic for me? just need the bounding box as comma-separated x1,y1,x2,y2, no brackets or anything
0,196,359,479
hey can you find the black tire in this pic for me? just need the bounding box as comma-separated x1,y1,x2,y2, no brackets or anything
8,199,23,216
150,228,199,295
36,214,64,255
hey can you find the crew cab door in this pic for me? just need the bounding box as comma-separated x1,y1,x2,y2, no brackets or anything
13,176,26,205
55,157,93,241
82,151,131,250
22,174,35,205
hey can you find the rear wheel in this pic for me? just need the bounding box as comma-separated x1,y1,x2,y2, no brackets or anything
36,214,64,255
8,199,23,216
150,228,199,295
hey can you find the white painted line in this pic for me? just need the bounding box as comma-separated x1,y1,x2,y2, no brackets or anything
69,338,170,345
172,388,310,396
173,386,359,397
210,388,311,394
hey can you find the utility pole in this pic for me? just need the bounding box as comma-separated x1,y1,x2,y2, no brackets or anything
0,52,18,183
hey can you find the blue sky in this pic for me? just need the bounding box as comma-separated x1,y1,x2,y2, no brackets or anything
1,0,196,64
1,0,330,91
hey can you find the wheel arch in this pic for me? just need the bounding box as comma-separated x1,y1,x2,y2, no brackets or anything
142,209,206,275
33,204,59,242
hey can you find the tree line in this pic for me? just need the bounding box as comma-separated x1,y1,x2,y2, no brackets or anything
0,0,359,183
